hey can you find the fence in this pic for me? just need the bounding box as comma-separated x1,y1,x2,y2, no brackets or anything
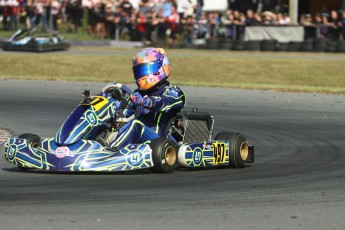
142,25,345,53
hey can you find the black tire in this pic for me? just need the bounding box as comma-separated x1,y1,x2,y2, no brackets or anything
219,41,232,50
150,138,177,173
206,39,220,50
231,40,245,51
335,41,345,53
314,42,327,52
313,38,330,52
215,132,249,168
276,43,289,52
288,42,302,52
245,41,260,51
18,133,41,148
300,40,314,52
260,40,277,51
325,41,336,53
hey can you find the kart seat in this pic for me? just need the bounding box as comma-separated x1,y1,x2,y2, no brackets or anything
164,110,214,143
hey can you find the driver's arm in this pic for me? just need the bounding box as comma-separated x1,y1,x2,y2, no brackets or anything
131,86,185,115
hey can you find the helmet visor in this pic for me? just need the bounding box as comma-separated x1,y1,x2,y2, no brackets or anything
133,61,161,80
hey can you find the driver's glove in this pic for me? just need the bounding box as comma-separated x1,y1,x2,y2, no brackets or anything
130,92,152,108
113,100,123,110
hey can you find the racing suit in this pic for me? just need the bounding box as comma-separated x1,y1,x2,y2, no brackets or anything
111,81,185,149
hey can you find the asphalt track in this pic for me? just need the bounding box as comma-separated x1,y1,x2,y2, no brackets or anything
0,78,345,230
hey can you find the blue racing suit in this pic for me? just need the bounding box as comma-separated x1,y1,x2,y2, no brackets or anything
111,81,185,149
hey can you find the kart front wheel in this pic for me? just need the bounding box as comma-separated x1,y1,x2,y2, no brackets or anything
150,138,177,173
18,133,41,148
215,132,248,168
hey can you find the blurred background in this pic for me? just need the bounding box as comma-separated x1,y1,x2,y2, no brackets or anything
1,0,345,51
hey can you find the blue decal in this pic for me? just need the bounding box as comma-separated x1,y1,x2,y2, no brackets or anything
127,150,144,167
85,110,98,126
167,89,179,98
7,145,17,161
193,147,203,165
114,100,122,110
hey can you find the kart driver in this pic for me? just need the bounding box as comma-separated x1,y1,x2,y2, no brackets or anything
110,47,185,150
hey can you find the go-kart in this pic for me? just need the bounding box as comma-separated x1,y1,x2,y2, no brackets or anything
3,83,254,173
2,28,70,52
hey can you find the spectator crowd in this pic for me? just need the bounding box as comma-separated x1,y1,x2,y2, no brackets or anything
300,10,345,41
1,0,345,44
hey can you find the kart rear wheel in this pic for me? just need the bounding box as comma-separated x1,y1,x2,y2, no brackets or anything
18,133,41,148
215,132,248,168
150,138,177,173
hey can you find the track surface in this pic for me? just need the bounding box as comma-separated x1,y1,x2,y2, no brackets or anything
0,79,344,230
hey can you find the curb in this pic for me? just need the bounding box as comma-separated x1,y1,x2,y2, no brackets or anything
0,128,13,146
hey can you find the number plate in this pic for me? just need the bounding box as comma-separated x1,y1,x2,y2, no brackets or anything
212,142,226,164
83,96,109,112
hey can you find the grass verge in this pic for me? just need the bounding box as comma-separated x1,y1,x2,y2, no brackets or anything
0,48,345,94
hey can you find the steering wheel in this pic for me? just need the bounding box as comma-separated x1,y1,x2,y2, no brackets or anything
101,83,135,123
101,83,133,103
101,83,133,95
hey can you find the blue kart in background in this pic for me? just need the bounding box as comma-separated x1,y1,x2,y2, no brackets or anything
4,83,254,173
2,28,70,52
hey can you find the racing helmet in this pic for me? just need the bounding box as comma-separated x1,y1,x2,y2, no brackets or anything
132,48,171,91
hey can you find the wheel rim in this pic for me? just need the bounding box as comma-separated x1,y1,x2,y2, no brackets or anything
165,146,176,166
240,142,249,161
32,141,39,148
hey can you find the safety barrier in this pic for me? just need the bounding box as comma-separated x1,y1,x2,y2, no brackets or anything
198,38,345,52
169,25,345,53
113,23,345,52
